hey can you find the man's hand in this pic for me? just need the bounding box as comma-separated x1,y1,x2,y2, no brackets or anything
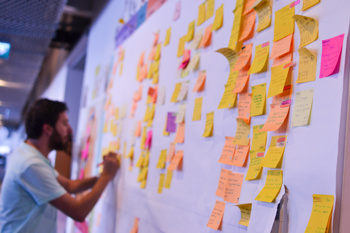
101,152,120,180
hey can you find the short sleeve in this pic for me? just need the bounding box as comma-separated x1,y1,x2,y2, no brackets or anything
19,162,67,205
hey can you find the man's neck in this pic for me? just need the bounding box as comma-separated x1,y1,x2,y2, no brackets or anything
26,139,51,158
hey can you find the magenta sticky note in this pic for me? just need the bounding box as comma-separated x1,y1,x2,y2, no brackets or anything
145,130,153,149
166,112,177,133
78,168,85,179
75,221,89,233
320,34,345,78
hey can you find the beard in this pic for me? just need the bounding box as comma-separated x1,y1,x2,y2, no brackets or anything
48,128,66,151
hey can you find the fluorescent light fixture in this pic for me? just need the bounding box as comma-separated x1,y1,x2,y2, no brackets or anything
0,42,11,59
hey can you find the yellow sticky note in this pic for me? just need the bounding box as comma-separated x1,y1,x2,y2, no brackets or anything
212,4,224,31
301,0,320,11
140,179,147,189
305,194,334,233
171,82,182,102
140,127,147,149
163,115,170,136
193,97,203,121
218,84,237,109
142,150,150,167
228,0,244,51
135,154,144,168
245,151,263,180
126,146,134,159
254,0,272,32
206,0,215,20
164,27,171,46
251,83,266,116
197,2,206,26
164,169,173,189
251,124,267,151
158,174,165,194
297,48,317,83
249,42,270,74
237,204,252,226
294,15,318,48
262,135,287,168
292,89,314,127
255,170,283,202
156,149,167,169
267,63,290,98
177,36,186,58
137,167,148,182
274,4,295,42
215,47,238,68
202,112,214,137
154,43,162,61
233,118,250,146
186,21,195,42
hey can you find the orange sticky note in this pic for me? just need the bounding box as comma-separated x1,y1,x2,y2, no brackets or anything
261,104,290,131
239,11,256,42
167,142,176,162
168,150,183,171
174,122,185,144
218,136,236,165
270,34,293,60
233,43,253,71
272,88,292,105
233,68,250,93
238,93,251,124
231,144,250,167
215,168,230,197
192,71,206,92
244,0,257,15
138,52,145,67
207,201,225,230
130,217,139,233
135,121,142,137
224,171,244,203
272,52,293,67
198,24,213,48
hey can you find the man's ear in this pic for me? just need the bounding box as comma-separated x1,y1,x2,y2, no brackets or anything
42,124,53,136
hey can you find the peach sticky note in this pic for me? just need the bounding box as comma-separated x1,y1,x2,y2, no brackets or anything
168,150,183,171
270,34,293,60
294,15,318,48
231,144,250,167
197,2,206,26
203,112,214,137
305,194,334,233
156,149,167,169
267,63,290,98
249,42,270,74
238,93,251,124
193,71,206,92
233,43,253,71
297,48,317,83
177,36,186,57
233,68,250,93
192,97,203,121
167,142,176,162
239,11,256,42
274,4,295,42
251,124,267,151
255,170,283,202
244,0,257,15
174,122,185,144
301,0,320,11
198,24,213,48
320,34,344,78
254,0,272,32
233,118,250,146
224,171,244,203
164,27,171,46
262,135,287,168
212,4,224,31
207,201,225,230
218,136,236,165
251,83,266,117
215,47,238,68
245,151,263,180
135,121,142,137
228,0,244,51
215,168,230,197
292,89,314,127
272,52,293,67
260,104,290,132
130,217,139,233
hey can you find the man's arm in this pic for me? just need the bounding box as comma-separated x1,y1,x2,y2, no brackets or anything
57,175,98,194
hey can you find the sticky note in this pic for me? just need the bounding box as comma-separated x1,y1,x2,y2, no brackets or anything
127,146,134,159
255,170,283,202
140,179,146,189
305,194,334,232
294,15,318,48
301,0,320,11
137,167,148,182
174,122,185,144
197,2,206,26
206,0,215,20
193,71,206,92
228,0,244,51
168,150,183,171
267,63,290,98
233,68,249,93
157,174,165,194
213,4,224,31
249,42,269,74
251,83,266,117
171,82,182,102
297,48,317,83
154,43,162,61
203,112,214,137
164,27,171,46
245,151,263,180
236,204,252,226
237,93,251,124
262,144,285,168
218,70,238,109
218,136,236,165
186,20,195,42
244,0,257,15
207,201,225,230
239,11,256,42
142,150,150,167
320,34,344,78
272,52,293,67
177,36,186,57
190,29,203,49
254,0,272,32
233,43,253,71
130,218,139,233
163,115,170,136
251,124,267,150
215,168,230,197
177,82,189,101
186,52,200,72
176,103,187,123
233,118,250,146
231,144,250,167
261,104,290,131
167,142,176,162
145,130,153,149
156,149,167,169
198,24,213,48
215,47,238,68
270,34,293,60
166,112,177,133
274,4,295,42
193,97,203,121
292,89,314,127
164,170,173,189
224,171,244,203
135,154,144,168
273,88,292,105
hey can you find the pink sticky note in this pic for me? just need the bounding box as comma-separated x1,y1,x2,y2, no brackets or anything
320,34,344,78
145,130,153,149
173,1,181,21
78,168,85,179
75,221,89,233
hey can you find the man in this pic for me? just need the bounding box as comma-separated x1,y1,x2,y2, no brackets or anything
0,99,120,233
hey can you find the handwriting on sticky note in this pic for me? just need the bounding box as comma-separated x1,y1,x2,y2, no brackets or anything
224,171,244,203
297,48,316,83
237,204,252,226
274,4,295,42
244,0,257,15
233,43,253,71
207,201,225,230
255,170,283,202
254,0,271,32
251,124,267,150
261,104,290,131
203,112,214,137
239,11,256,42
215,168,230,197
292,89,314,127
233,118,250,145
262,146,285,168
233,68,250,93
231,144,250,167
251,83,266,117
249,42,270,74
245,151,263,180
320,34,344,78
218,136,236,165
238,93,251,124
294,15,318,48
267,63,290,98
272,52,293,67
193,97,203,121
270,34,293,60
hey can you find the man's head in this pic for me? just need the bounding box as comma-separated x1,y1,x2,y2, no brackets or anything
25,99,72,150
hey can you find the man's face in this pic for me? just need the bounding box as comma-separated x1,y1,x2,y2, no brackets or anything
48,111,72,151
